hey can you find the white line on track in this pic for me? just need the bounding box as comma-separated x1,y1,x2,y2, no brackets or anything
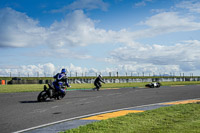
106,93,122,96
29,109,48,114
84,101,94,104
80,98,88,101
95,96,102,98
14,98,200,133
51,106,59,109
65,101,72,104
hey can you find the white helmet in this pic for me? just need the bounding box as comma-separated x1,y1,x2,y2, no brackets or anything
99,75,102,78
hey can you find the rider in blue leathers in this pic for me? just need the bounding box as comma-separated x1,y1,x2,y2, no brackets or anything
53,68,70,96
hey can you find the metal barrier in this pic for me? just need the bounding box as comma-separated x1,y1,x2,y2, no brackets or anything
3,77,200,84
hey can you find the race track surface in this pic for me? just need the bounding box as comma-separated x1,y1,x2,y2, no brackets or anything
0,85,200,133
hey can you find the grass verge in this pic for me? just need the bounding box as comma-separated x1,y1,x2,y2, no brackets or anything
1,81,200,93
62,103,200,133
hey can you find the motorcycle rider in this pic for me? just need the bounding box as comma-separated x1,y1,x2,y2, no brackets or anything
93,75,105,91
53,68,70,96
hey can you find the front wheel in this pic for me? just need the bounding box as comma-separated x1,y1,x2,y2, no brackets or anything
56,92,66,100
37,91,48,102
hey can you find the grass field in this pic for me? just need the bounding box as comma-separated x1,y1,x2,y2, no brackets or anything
1,81,200,93
62,103,200,133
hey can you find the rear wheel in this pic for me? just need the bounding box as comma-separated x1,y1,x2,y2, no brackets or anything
37,91,48,102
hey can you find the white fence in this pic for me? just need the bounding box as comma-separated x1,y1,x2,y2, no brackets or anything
2,77,200,85
67,77,200,84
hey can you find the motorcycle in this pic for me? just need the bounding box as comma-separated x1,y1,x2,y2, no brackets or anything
37,83,66,102
145,82,161,88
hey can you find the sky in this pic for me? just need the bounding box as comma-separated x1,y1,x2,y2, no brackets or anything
1,0,200,77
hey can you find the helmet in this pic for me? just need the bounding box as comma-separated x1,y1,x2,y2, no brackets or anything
61,68,66,73
99,75,102,78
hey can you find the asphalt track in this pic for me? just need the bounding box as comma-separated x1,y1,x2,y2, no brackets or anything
0,85,200,133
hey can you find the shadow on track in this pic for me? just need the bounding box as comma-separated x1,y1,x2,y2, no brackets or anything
20,100,38,103
20,100,54,103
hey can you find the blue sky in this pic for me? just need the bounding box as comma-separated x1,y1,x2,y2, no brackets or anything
1,0,200,77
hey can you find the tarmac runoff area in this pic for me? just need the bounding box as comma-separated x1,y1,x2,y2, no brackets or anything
16,98,200,133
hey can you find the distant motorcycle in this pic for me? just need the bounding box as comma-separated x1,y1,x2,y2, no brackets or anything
145,82,161,88
37,83,66,102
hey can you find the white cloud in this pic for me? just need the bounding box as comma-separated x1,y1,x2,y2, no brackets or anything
52,11,200,46
46,10,112,48
0,8,115,48
0,62,187,77
134,0,153,7
0,63,54,77
0,8,46,47
48,11,200,47
53,49,92,59
176,0,200,13
33,48,92,60
116,64,180,76
106,40,200,73
2,8,200,49
136,12,200,39
1,7,200,74
1,47,200,77
0,63,100,77
51,0,109,13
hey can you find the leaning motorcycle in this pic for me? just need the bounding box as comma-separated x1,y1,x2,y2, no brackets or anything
145,82,161,88
37,83,66,102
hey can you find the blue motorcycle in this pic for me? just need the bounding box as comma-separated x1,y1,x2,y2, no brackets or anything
37,83,66,102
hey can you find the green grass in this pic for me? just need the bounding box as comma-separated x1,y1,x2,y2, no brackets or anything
62,103,200,133
1,81,200,93
0,84,44,93
161,81,200,86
